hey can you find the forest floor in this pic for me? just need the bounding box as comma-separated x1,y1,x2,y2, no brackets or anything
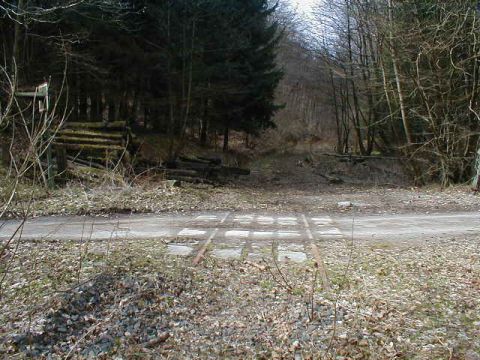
2,234,479,359
1,151,479,359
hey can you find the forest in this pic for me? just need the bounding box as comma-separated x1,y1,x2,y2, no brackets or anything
0,0,281,167
312,0,480,186
1,0,480,187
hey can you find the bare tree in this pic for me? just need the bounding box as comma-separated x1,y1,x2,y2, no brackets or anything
311,0,480,185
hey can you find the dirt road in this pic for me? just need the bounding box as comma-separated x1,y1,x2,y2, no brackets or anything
2,211,479,263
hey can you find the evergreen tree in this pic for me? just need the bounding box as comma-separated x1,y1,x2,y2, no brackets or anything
1,0,283,155
206,0,283,151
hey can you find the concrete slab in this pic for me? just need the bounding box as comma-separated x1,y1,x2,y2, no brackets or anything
2,211,479,264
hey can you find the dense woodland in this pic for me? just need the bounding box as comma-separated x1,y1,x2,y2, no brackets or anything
1,0,480,186
310,0,480,185
0,0,282,160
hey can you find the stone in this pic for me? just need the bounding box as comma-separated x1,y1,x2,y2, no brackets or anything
466,351,480,360
337,201,353,209
166,180,182,188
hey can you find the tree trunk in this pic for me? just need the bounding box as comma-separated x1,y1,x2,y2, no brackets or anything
1,140,11,167
200,96,209,146
70,69,79,122
143,104,149,130
200,118,208,146
108,103,115,123
55,146,68,184
346,0,366,155
388,0,413,145
329,69,342,153
474,148,480,190
78,85,88,121
90,90,102,121
12,0,25,74
223,124,229,153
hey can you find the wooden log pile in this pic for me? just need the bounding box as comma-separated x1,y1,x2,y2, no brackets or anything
136,156,250,185
51,121,250,185
53,121,132,168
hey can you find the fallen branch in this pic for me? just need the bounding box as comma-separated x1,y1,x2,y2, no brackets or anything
144,332,170,348
318,173,343,184
67,156,105,170
321,153,406,161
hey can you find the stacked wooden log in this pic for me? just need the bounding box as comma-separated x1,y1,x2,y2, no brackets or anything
136,156,250,184
52,122,250,184
53,121,131,167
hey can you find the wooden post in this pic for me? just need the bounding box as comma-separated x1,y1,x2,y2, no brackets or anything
43,85,54,189
16,82,53,187
46,135,54,188
55,146,68,184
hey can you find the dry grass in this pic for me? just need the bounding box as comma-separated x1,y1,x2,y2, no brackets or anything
1,232,478,359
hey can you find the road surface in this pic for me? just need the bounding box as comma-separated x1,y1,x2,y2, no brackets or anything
1,211,479,262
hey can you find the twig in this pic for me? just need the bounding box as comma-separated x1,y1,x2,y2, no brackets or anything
311,243,330,291
324,205,356,358
309,267,318,321
268,239,293,291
